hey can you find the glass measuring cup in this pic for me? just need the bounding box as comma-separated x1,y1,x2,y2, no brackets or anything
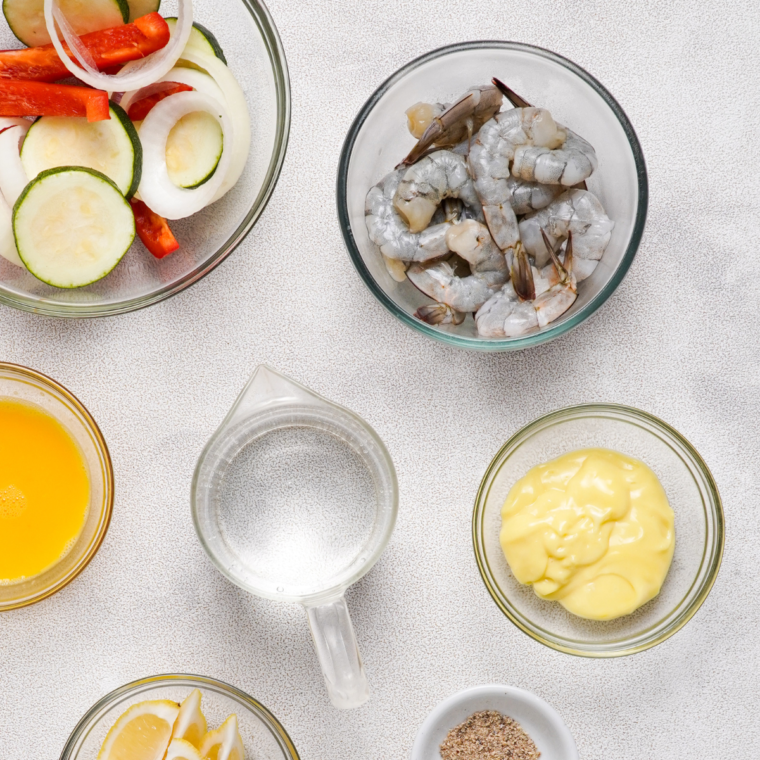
192,366,398,709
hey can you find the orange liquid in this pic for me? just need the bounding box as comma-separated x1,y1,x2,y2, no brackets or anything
0,399,90,583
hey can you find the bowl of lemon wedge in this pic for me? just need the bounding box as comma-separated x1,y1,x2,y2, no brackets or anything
59,674,299,760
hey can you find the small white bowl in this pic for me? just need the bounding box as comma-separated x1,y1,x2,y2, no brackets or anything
410,685,578,760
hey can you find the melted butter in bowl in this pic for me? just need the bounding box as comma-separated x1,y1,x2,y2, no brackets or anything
500,448,675,621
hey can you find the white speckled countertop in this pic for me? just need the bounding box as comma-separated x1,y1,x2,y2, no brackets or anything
1,0,758,757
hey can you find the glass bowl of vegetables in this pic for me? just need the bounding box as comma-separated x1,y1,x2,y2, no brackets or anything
0,0,290,317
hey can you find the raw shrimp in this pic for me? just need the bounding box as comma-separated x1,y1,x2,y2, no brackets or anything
476,231,577,337
393,150,482,234
491,78,596,189
402,85,503,165
519,188,614,279
366,168,453,263
469,107,567,251
409,219,509,316
512,128,597,186
406,101,447,139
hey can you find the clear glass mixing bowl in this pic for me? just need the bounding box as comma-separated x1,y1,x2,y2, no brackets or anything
338,41,647,351
473,404,724,656
59,674,299,760
0,362,114,611
0,0,290,317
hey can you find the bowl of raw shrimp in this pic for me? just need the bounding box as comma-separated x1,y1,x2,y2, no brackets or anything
337,41,647,351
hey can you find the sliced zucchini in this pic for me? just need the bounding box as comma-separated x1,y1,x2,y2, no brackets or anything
126,0,160,22
13,167,134,289
3,0,128,47
165,111,223,189
165,17,227,64
21,103,142,199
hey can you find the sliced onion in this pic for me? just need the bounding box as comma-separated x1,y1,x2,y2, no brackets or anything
119,80,191,115
137,91,233,220
120,70,224,115
178,50,251,202
43,0,194,92
0,117,31,133
0,193,24,267
0,122,30,208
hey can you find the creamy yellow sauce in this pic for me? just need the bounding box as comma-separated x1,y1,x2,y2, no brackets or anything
500,448,675,620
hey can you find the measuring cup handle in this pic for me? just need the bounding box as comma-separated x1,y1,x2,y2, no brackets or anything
305,595,370,709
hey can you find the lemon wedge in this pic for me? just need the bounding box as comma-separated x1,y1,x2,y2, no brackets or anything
97,700,180,760
165,738,203,760
199,715,245,760
170,688,208,748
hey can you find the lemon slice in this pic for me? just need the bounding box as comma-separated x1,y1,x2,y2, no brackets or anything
170,689,208,748
165,738,203,760
97,700,180,760
199,715,245,760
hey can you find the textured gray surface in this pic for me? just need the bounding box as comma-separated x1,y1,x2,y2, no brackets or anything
0,0,756,758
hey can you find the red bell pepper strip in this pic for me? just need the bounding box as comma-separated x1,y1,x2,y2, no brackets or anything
0,13,170,83
128,82,193,121
0,81,110,122
130,200,180,259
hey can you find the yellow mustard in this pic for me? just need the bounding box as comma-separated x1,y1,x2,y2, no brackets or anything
500,448,675,620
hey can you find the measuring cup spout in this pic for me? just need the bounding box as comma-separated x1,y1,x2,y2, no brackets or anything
305,595,370,709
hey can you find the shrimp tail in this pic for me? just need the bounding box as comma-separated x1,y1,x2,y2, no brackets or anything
541,228,569,282
402,86,503,166
415,303,467,325
491,77,532,108
511,242,536,301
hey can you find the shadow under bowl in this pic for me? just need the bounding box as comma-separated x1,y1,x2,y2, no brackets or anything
473,404,724,656
338,41,647,351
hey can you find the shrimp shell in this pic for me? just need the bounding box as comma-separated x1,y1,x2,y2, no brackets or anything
394,150,482,234
519,188,614,276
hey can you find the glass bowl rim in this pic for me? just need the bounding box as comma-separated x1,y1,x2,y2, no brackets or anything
472,402,725,656
0,361,115,611
337,40,649,351
0,0,291,319
58,673,301,760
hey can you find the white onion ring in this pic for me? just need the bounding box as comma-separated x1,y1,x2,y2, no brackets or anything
0,122,30,207
137,90,233,220
0,194,23,267
119,80,190,116
0,117,31,133
43,0,194,92
178,50,251,202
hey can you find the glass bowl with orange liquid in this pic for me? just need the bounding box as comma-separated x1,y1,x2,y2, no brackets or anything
0,362,114,611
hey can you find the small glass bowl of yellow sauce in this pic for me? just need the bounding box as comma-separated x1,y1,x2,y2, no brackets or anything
0,362,113,611
473,404,724,657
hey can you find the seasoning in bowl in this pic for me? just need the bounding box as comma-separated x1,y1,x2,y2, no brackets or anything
500,448,675,620
440,710,540,760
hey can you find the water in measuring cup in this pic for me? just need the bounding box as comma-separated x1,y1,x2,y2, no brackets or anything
215,422,377,594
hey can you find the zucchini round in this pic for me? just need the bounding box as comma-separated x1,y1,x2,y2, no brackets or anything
3,0,128,47
126,0,159,22
165,17,227,64
166,111,223,189
13,167,135,289
21,103,142,199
